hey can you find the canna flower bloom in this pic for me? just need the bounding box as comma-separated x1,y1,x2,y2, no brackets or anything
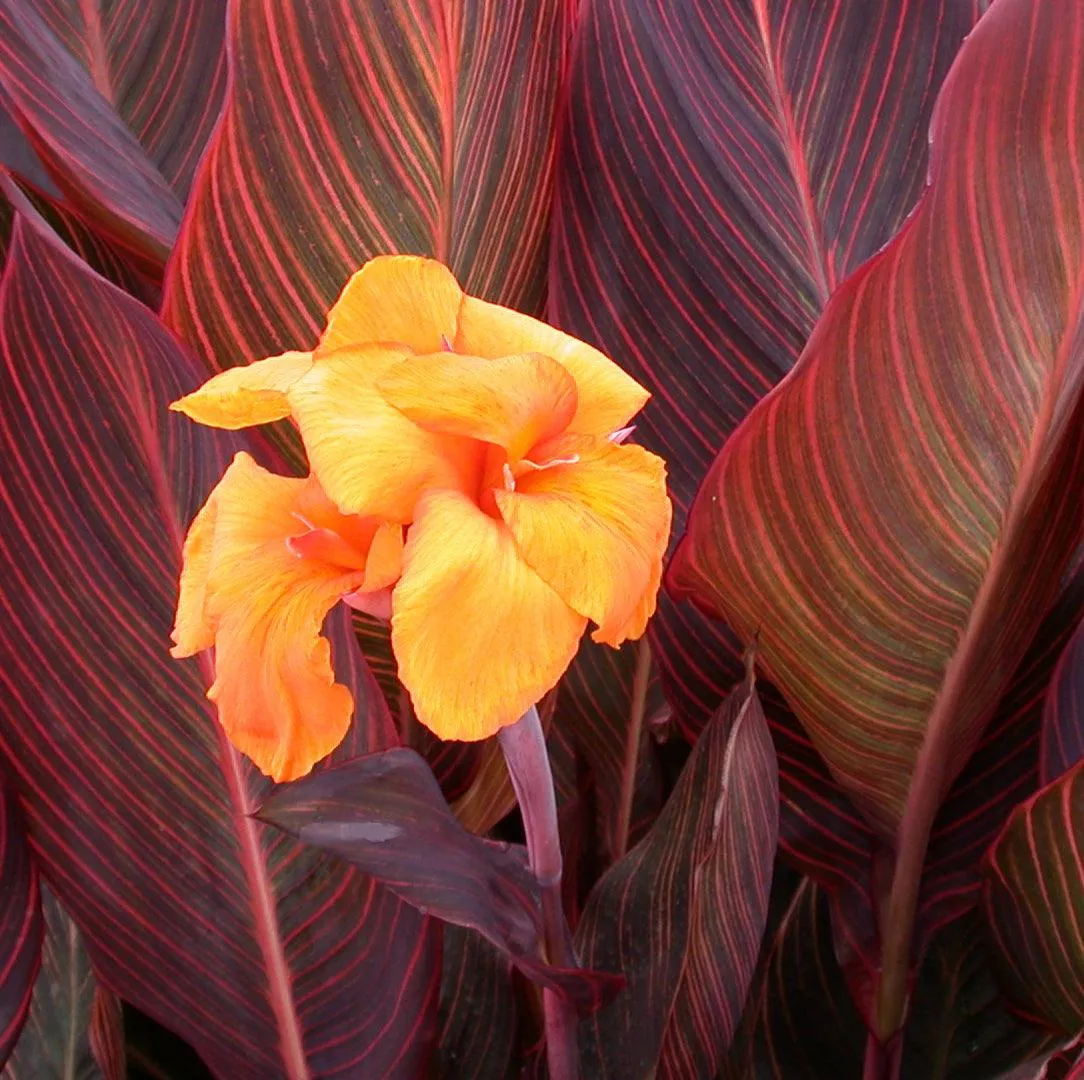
171,256,671,781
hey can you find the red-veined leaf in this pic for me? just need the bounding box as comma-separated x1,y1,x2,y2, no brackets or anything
549,0,989,733
256,747,621,1013
88,988,125,1080
1046,1047,1084,1080
2,885,124,1080
162,0,572,374
22,0,226,200
0,190,444,1078
0,784,39,1068
1041,612,1084,783
433,927,520,1080
0,1,184,267
575,668,778,1078
671,0,1084,1034
983,761,1084,1038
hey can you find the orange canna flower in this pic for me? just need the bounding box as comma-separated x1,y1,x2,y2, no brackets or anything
171,256,672,781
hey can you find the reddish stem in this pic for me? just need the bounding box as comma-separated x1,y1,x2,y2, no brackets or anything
863,1031,903,1080
499,706,580,1080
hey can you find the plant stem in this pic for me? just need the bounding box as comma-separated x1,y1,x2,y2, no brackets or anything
498,706,580,1080
862,1031,903,1080
613,639,652,861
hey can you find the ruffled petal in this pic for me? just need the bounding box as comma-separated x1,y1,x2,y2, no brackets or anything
455,296,649,437
171,494,219,656
390,490,587,741
376,351,577,461
175,453,369,781
288,344,484,522
495,439,671,646
170,352,312,429
320,255,464,354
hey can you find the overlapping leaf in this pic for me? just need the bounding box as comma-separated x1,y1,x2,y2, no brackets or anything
2,885,124,1080
671,0,1084,836
163,0,572,373
0,192,443,1078
549,0,989,731
257,747,621,1012
575,670,778,1078
1042,614,1084,783
0,783,39,1068
0,1,224,266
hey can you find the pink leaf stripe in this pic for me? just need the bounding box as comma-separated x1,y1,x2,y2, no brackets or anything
549,0,987,732
0,785,39,1068
0,0,181,265
163,0,571,375
23,0,226,199
257,747,623,1013
671,0,1084,835
2,885,118,1080
1041,612,1084,784
983,762,1084,1037
575,672,778,1077
0,193,443,1079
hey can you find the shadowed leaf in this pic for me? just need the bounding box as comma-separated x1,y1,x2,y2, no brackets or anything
0,191,443,1077
576,671,778,1078
1041,613,1084,783
258,746,621,1013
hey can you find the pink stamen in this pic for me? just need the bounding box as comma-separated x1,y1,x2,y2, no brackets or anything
440,333,454,351
608,425,635,444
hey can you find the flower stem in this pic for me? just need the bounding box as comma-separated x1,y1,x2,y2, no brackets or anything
613,638,652,861
498,706,579,1080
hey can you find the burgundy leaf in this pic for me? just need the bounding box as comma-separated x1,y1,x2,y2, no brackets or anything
257,747,622,1014
576,670,778,1077
549,0,988,732
1041,610,1084,783
0,190,442,1078
0,784,39,1068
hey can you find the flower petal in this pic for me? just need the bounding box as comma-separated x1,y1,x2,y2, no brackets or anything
455,296,649,437
171,493,219,656
320,255,464,354
169,351,312,429
178,453,367,781
495,439,671,646
376,351,577,461
288,344,484,522
391,490,587,741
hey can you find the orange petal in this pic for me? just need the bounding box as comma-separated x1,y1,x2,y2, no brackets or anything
455,296,649,437
320,255,464,354
288,344,483,522
171,493,219,656
495,439,671,646
169,351,313,429
376,351,577,462
180,453,367,781
390,490,587,741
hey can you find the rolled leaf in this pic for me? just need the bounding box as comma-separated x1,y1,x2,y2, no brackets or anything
671,0,1084,837
257,746,621,1012
2,885,124,1080
549,0,988,731
576,669,778,1077
983,762,1084,1036
0,785,39,1068
0,192,442,1077
163,0,572,371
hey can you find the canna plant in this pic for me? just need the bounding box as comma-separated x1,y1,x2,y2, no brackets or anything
0,2,1081,1080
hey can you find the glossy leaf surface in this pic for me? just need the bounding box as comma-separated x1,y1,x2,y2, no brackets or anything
550,0,988,730
258,747,620,1012
671,0,1084,836
0,785,38,1068
576,671,778,1077
163,0,571,374
0,195,441,1078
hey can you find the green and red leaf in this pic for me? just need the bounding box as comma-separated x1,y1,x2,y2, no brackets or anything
575,668,778,1077
162,0,572,375
0,191,444,1077
549,0,988,731
0,784,39,1068
671,0,1084,837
